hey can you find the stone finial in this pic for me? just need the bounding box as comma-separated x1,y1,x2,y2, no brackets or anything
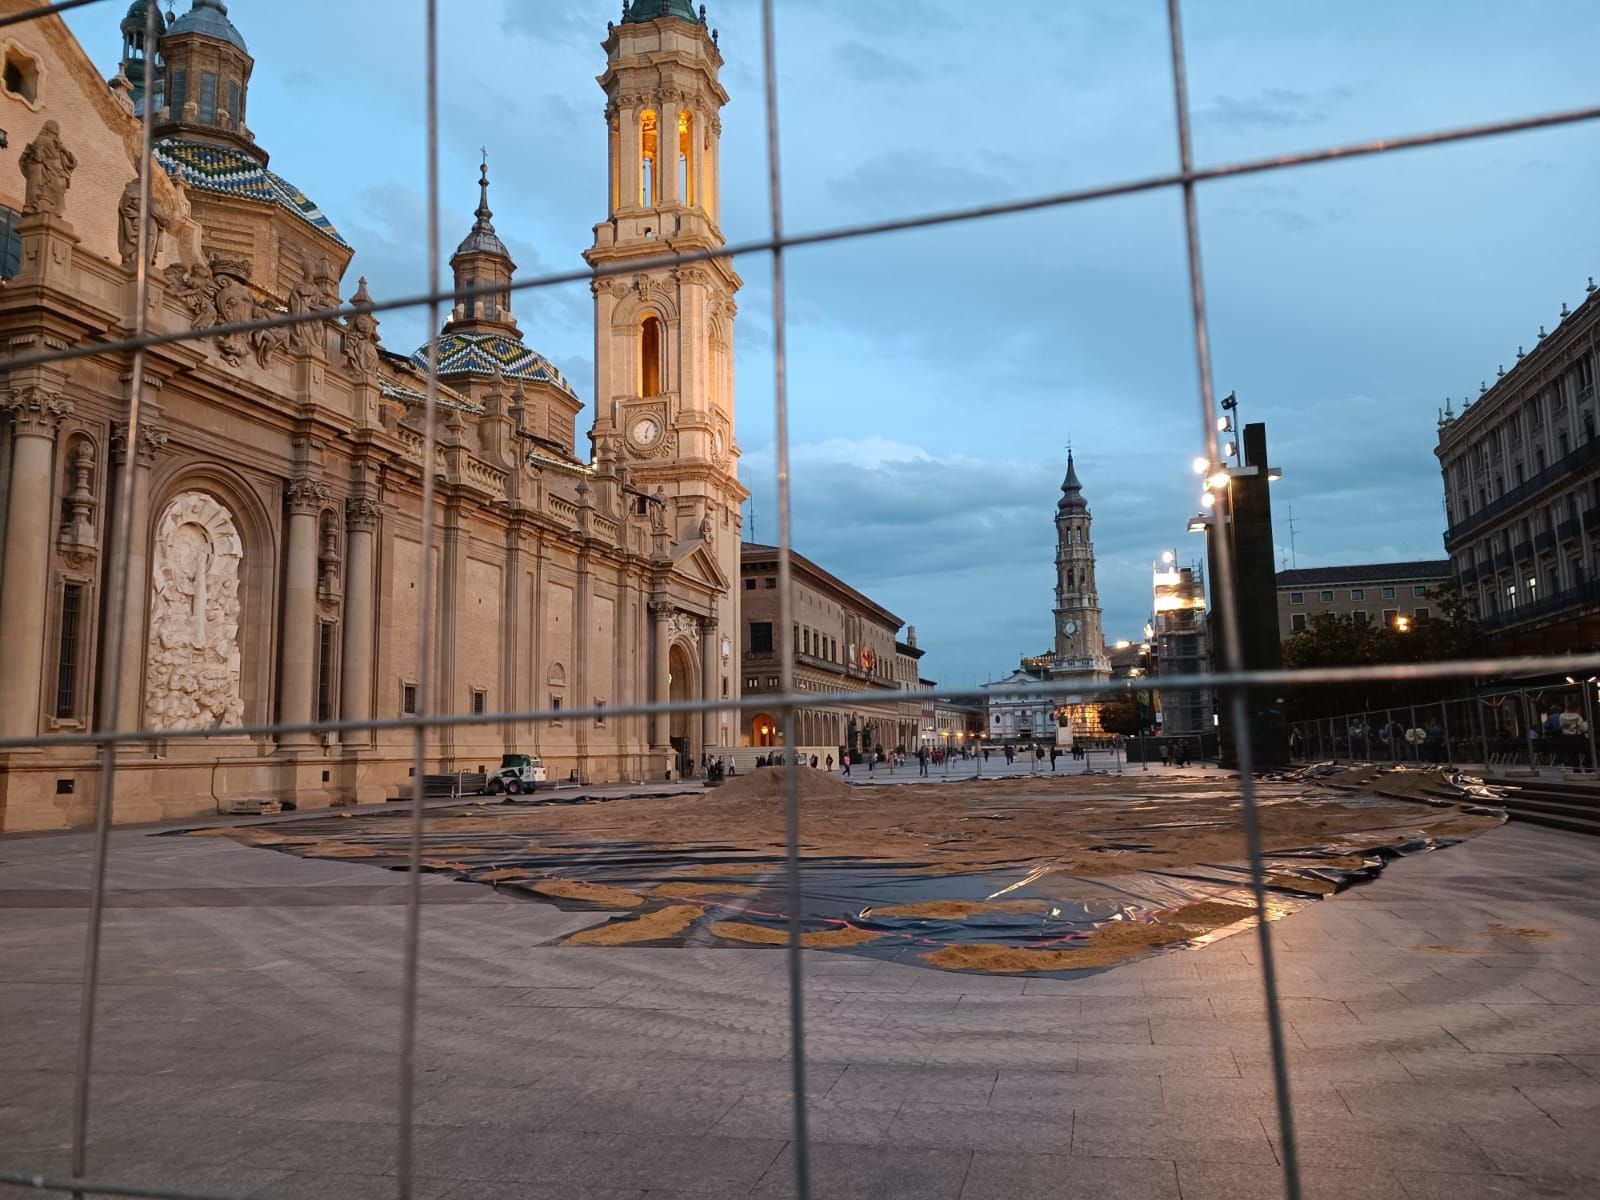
1539,325,1547,339
1517,346,1525,360
1480,381,1487,394
20,121,77,217
1561,302,1571,318
1497,365,1505,377
1589,276,1597,294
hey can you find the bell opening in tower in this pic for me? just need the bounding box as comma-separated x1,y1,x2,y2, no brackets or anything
641,315,664,397
640,109,659,207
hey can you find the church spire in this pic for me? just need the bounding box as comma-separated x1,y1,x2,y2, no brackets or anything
447,155,519,337
1058,449,1086,509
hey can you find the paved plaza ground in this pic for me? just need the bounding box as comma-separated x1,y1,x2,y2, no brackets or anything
2,778,1598,1199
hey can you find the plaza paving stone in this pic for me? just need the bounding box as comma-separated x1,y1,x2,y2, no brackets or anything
1,805,1598,1198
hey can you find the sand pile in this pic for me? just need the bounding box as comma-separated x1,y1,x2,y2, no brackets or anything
713,766,855,804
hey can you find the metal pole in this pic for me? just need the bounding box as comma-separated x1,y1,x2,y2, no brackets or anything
1440,701,1454,769
1478,694,1491,772
1583,680,1598,776
1409,703,1419,765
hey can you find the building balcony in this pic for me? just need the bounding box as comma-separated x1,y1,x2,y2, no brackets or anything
1514,539,1534,562
1535,530,1556,553
1445,435,1600,547
1482,578,1600,630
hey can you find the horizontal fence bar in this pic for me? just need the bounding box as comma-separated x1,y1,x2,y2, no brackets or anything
0,1170,262,1200
4,103,1599,376
3,651,1600,755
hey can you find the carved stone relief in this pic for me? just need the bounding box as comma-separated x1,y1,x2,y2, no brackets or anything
144,491,245,731
668,610,701,646
20,121,76,218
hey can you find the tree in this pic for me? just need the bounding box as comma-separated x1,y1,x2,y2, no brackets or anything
1098,694,1141,737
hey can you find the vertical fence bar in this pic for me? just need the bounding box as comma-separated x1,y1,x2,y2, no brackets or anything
68,3,162,1192
397,1,443,1195
1164,3,1301,1196
759,2,811,1196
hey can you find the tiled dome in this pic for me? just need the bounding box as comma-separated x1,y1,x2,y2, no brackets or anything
413,331,577,398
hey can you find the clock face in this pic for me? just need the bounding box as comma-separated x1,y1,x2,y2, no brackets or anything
630,415,663,449
1064,619,1078,635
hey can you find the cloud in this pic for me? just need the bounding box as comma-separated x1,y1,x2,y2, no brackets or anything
1198,87,1350,129
832,41,921,86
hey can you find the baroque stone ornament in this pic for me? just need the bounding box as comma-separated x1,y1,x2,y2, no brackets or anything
285,476,330,515
144,491,245,731
342,277,380,378
117,172,171,269
20,121,77,217
110,419,168,466
344,496,383,530
668,610,701,645
286,251,322,352
58,441,99,566
2,387,73,437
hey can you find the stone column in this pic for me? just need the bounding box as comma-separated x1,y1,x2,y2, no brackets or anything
278,477,328,748
339,496,382,744
110,416,168,732
650,599,672,751
699,613,719,755
0,387,72,737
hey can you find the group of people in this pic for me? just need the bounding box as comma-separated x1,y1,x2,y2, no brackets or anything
1332,719,1449,764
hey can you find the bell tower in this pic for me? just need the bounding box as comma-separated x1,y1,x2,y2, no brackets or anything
1051,451,1110,681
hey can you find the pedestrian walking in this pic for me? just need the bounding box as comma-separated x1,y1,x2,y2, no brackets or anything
825,754,834,772
842,753,851,777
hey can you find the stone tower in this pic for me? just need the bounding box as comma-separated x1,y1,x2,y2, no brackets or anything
585,0,746,629
586,0,747,757
1051,451,1110,682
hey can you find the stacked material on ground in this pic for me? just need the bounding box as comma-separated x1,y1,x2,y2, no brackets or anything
193,768,1505,975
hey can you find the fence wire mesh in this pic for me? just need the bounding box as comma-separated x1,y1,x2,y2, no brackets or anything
0,1,1596,1199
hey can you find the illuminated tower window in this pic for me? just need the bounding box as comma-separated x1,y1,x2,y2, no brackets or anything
679,110,694,206
609,115,621,212
640,110,659,207
641,315,663,395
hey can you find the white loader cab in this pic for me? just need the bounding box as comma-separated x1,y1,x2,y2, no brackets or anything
486,753,547,796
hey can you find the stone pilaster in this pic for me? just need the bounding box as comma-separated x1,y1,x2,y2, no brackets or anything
699,612,719,755
339,496,382,745
109,415,167,733
649,598,672,754
0,388,73,738
278,476,328,748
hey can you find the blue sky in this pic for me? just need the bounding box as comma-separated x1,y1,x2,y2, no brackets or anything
69,1,1600,690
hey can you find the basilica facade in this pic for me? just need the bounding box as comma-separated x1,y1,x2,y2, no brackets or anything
0,0,745,831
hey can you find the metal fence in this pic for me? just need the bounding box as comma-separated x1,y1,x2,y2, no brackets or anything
1,1,1599,1199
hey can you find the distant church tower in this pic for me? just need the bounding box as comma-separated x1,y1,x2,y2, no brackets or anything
585,0,747,570
1051,451,1111,683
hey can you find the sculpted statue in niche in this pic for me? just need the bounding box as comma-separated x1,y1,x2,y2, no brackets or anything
20,121,76,217
144,491,245,731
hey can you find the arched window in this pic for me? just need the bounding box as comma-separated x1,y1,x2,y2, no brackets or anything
640,315,664,396
640,110,659,207
678,110,694,206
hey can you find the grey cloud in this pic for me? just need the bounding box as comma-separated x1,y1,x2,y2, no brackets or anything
1198,87,1350,129
833,41,921,86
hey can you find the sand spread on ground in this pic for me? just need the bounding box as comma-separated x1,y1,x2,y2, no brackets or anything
1486,923,1553,940
1266,874,1339,895
383,768,1483,879
863,899,1052,919
528,879,646,907
708,921,882,948
565,904,703,946
299,842,382,858
923,899,1256,973
476,867,541,882
651,881,759,899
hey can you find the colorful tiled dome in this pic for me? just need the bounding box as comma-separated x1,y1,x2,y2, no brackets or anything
154,138,347,247
413,331,577,397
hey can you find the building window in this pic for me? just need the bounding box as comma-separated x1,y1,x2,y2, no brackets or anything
316,623,336,722
168,67,187,116
1350,588,1364,601
199,71,217,124
0,205,21,282
750,621,773,654
640,315,664,395
471,689,486,716
401,682,418,715
1290,613,1307,633
1415,607,1431,623
3,46,40,105
1319,590,1333,603
746,676,758,690
595,699,606,727
1383,609,1398,626
1381,586,1396,599
802,628,810,655
1352,610,1368,626
678,109,694,205
640,108,658,205
764,577,776,589
1289,592,1304,605
744,578,755,590
1413,584,1427,597
227,81,241,128
54,583,83,720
